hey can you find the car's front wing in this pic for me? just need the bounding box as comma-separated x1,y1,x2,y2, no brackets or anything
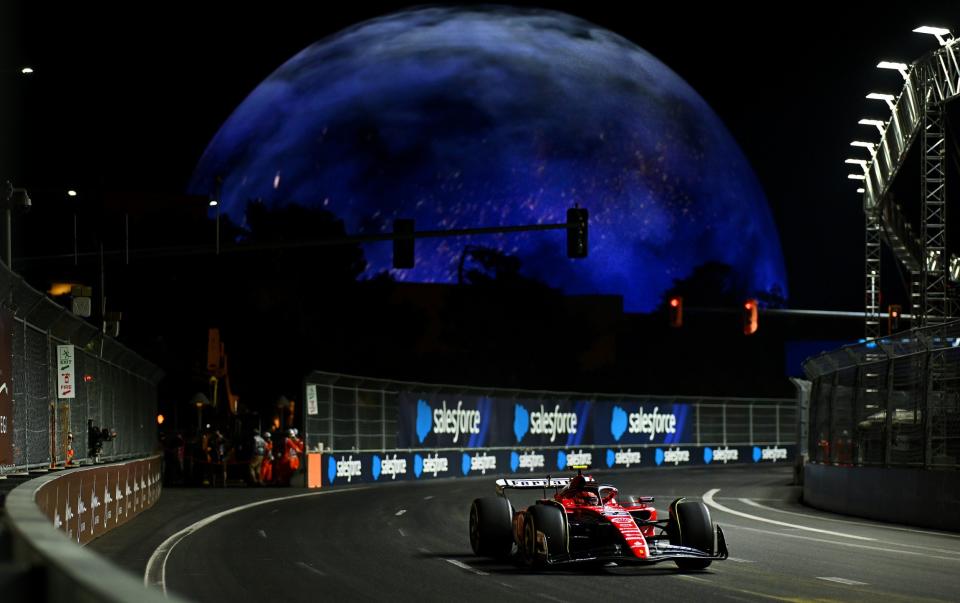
544,525,728,566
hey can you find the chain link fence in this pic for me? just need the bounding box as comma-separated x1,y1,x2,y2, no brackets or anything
803,319,960,468
303,371,796,453
1,262,162,473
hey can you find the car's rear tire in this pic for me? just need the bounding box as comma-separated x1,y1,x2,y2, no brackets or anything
521,503,567,567
469,497,514,559
668,497,714,570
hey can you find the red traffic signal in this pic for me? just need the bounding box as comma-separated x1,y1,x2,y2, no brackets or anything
743,299,758,335
669,296,683,328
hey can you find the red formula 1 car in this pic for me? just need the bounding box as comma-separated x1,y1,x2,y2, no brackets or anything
469,469,727,569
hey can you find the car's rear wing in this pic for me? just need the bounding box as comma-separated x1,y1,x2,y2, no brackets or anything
495,477,570,494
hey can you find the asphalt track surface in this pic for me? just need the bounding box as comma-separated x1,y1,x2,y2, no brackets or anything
90,465,960,602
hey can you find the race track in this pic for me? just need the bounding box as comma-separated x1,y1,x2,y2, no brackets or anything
94,465,960,602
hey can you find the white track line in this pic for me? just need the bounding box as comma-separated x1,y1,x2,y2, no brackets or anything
296,561,327,576
703,489,875,541
145,487,370,594
444,558,489,576
817,577,867,586
738,498,960,540
727,523,960,562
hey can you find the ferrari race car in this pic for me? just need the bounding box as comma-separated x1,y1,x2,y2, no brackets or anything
469,469,728,569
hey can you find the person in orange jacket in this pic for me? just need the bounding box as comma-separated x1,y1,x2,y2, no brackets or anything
279,428,305,485
260,431,274,485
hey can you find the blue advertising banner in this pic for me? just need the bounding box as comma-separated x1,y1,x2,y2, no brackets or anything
398,393,695,449
321,445,796,487
592,400,692,446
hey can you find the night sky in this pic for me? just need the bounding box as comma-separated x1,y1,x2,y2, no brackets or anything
3,1,957,311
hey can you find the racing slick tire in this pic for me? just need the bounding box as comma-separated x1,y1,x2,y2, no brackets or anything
667,498,714,570
521,503,567,568
470,497,514,559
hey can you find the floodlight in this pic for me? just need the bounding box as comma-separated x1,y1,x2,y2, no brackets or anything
67,190,77,197
877,61,910,79
845,158,868,168
20,67,33,75
209,199,219,207
848,174,866,180
859,119,886,134
913,26,952,46
857,188,865,193
851,141,877,152
867,93,897,110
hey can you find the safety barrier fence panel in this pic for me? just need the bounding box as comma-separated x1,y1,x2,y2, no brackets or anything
304,371,797,486
803,319,960,469
0,262,162,475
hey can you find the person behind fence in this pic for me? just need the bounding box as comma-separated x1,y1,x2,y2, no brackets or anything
260,431,274,485
250,429,266,486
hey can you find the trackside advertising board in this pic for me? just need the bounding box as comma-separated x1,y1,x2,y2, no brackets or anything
322,445,796,486
397,393,693,449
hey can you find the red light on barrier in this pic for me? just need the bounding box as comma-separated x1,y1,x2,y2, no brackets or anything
83,374,94,383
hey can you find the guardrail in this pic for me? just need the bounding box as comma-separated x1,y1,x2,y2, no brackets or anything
303,371,798,486
803,319,960,468
2,456,183,603
0,261,162,475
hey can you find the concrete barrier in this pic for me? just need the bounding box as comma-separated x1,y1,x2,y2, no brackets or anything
803,463,960,531
2,456,187,603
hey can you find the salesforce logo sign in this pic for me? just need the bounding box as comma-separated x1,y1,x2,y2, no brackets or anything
557,449,592,470
654,447,690,467
606,448,642,468
753,446,788,463
413,453,449,478
514,403,577,443
703,447,739,464
611,405,678,442
327,455,363,484
461,452,496,476
510,450,545,472
372,454,407,481
416,398,481,444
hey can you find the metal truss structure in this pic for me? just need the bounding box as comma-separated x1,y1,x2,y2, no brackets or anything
859,33,960,334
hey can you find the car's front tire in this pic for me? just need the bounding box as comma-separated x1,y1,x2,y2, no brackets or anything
469,497,514,559
521,503,567,567
668,497,714,570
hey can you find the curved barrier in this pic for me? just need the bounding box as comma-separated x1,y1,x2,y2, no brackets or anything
2,456,184,603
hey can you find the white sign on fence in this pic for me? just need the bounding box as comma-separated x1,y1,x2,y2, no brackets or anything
57,345,76,399
306,384,318,415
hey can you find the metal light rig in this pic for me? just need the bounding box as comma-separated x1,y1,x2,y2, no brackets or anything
850,26,960,339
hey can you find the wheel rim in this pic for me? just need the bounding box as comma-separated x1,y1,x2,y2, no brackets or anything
469,504,480,550
524,516,536,560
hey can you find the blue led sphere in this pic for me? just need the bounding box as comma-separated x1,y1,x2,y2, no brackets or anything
190,6,787,311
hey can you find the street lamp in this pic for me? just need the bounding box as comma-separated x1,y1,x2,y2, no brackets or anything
913,26,953,46
1,182,32,268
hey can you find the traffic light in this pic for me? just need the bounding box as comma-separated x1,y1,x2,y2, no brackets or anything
888,304,901,333
743,298,758,335
566,207,588,258
668,296,683,328
393,218,415,269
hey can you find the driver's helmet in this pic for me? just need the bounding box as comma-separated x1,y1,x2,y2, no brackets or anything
574,490,600,506
568,475,588,491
